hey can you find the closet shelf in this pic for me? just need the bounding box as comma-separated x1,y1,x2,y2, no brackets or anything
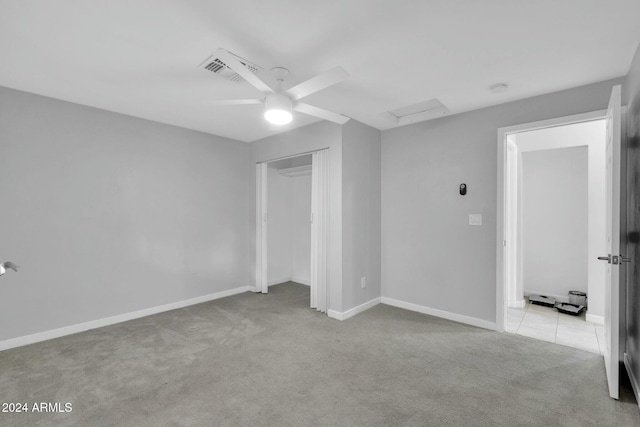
278,165,312,177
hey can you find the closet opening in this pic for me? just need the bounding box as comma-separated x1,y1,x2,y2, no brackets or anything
266,154,312,289
255,149,329,313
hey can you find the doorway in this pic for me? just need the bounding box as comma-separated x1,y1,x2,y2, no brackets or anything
265,154,313,288
255,149,329,313
497,111,607,353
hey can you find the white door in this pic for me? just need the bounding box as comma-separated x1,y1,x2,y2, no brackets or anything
256,162,268,293
602,85,621,399
310,149,328,312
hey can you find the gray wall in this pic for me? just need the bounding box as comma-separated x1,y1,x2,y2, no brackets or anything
342,120,382,310
625,42,640,397
291,174,312,285
0,86,252,342
265,166,312,286
522,147,588,299
266,166,293,285
381,78,625,324
251,119,381,314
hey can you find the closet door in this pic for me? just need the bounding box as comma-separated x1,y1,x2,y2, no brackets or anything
310,149,329,312
255,162,268,293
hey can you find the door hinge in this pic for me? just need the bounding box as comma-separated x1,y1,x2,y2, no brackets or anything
310,213,314,224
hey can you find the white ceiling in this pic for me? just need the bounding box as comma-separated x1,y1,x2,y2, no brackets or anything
1,0,639,142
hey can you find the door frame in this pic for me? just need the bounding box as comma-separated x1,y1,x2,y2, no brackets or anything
255,149,330,313
495,110,607,332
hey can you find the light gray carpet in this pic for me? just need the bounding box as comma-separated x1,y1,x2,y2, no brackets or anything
1,282,639,426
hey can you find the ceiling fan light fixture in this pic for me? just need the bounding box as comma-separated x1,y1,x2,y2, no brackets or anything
264,93,293,125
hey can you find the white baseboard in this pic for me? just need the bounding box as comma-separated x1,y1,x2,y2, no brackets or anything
508,299,526,308
291,277,310,286
625,353,640,409
267,277,311,287
586,313,604,325
0,285,253,352
380,297,496,331
268,277,310,287
267,277,292,287
328,297,381,321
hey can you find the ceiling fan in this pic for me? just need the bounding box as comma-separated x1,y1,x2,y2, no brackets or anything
205,49,350,126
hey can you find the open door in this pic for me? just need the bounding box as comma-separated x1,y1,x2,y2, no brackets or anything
600,85,622,399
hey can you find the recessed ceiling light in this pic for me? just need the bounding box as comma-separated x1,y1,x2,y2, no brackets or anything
489,83,509,94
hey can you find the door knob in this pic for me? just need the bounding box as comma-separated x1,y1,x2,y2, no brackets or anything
597,254,631,264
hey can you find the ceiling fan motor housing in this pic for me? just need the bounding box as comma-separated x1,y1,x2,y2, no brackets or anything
264,93,293,125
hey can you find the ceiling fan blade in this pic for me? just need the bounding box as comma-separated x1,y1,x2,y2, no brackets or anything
215,49,275,94
284,67,349,101
294,102,350,124
203,99,262,106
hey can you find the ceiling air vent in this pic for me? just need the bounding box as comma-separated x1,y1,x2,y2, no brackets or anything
198,50,263,83
389,98,450,126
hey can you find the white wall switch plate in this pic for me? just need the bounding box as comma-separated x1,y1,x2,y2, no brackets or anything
469,214,482,226
361,276,366,288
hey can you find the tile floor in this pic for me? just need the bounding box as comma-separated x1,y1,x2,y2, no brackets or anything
506,299,605,354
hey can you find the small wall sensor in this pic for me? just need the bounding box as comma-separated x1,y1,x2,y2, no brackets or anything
459,183,467,196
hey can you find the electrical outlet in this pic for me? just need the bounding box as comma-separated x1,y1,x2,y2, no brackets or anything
469,214,482,226
360,276,366,288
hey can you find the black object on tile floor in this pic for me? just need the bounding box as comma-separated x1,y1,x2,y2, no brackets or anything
529,294,556,307
556,302,586,316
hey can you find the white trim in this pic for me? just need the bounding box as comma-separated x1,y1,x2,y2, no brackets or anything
505,137,521,312
624,353,640,409
586,313,604,325
326,311,341,320
508,300,526,309
498,110,608,137
327,297,381,321
266,277,311,287
267,277,293,287
496,109,608,333
291,277,310,286
0,286,252,352
381,297,496,331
